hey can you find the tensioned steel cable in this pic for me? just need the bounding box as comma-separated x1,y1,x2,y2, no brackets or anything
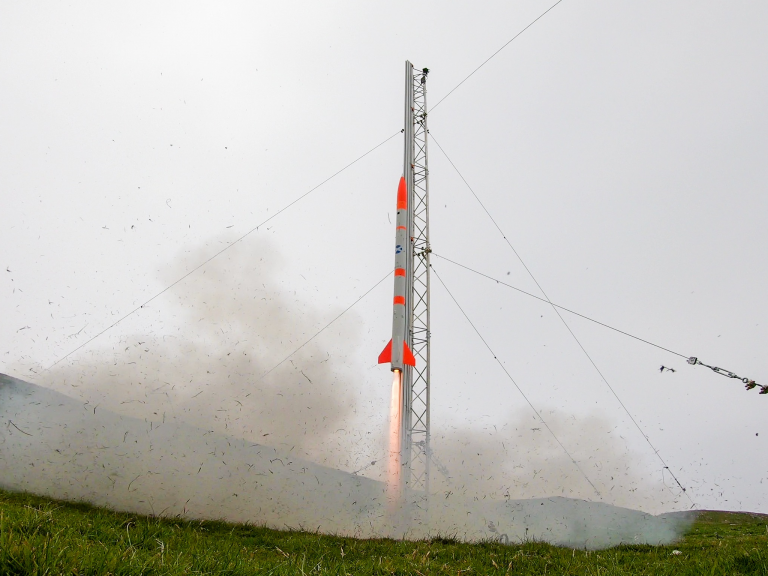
432,266,602,498
433,253,688,359
431,132,695,505
44,131,401,371
252,270,391,385
435,257,768,396
184,270,389,408
430,0,567,112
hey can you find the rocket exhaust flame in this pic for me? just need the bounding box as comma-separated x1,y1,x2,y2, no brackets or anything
387,369,402,505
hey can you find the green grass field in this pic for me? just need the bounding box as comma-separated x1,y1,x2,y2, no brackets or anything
1,488,766,575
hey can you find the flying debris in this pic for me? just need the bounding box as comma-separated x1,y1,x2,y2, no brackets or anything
378,176,416,372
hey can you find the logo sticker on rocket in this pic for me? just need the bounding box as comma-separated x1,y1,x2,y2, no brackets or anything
379,176,417,371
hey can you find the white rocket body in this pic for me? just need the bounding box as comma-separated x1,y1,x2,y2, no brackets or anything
378,176,416,372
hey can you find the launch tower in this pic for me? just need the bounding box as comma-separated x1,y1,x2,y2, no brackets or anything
401,61,431,497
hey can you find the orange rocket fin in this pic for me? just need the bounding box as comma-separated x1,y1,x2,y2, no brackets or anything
378,339,393,364
378,340,416,367
403,342,416,367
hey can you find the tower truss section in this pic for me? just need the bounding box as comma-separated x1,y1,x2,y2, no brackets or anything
401,61,431,497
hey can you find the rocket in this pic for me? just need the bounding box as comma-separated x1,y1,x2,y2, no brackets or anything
378,176,416,371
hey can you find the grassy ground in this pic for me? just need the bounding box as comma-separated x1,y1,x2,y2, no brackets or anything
1,488,766,575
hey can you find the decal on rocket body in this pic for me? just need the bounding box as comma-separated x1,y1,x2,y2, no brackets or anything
379,176,416,371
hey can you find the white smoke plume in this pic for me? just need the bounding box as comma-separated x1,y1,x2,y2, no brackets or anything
1,238,693,547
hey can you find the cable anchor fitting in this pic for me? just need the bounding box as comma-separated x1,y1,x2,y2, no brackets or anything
690,357,766,396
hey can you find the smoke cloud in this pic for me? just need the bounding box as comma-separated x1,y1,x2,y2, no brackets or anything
35,238,370,468
429,409,685,513
1,237,693,548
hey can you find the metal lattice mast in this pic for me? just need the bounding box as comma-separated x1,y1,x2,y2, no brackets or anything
401,61,431,495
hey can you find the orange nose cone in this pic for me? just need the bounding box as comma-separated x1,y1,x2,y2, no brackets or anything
396,177,407,210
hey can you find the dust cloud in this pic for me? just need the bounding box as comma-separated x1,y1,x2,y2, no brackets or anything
34,238,371,469
0,238,693,548
429,410,686,513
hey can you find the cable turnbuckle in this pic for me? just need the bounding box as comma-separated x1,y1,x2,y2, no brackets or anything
689,357,766,396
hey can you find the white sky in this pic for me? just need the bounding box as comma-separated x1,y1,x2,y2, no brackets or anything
2,0,767,512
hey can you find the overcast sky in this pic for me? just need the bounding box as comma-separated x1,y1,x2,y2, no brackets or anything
2,0,767,513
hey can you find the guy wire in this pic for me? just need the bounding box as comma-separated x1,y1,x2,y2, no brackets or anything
43,131,400,371
432,132,695,506
432,253,688,360
433,266,602,498
430,0,567,112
